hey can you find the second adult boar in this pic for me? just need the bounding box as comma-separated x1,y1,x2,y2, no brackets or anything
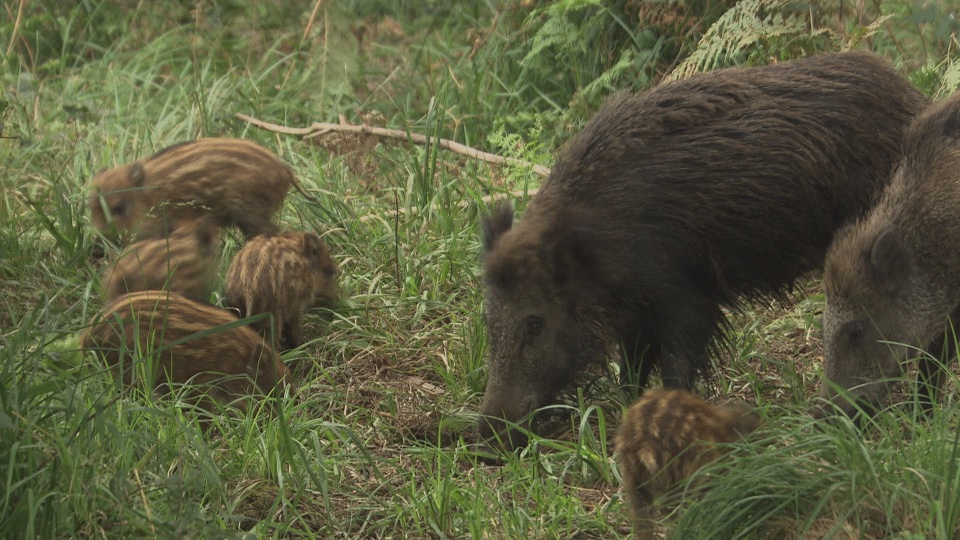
479,51,927,448
819,92,960,417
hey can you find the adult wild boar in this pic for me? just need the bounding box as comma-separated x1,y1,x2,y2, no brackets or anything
479,51,927,448
819,92,960,417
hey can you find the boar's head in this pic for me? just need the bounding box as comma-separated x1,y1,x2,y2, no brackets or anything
89,162,153,245
478,202,607,450
820,226,928,418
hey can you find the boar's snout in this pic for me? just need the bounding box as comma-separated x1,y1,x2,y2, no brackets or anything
814,381,883,421
90,241,106,261
90,228,125,261
477,393,535,452
477,416,530,451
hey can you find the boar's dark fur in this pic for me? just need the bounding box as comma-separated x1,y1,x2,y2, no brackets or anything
819,91,960,418
479,51,928,448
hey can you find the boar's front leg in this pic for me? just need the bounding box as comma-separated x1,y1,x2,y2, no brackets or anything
656,299,722,390
618,326,659,391
280,312,304,351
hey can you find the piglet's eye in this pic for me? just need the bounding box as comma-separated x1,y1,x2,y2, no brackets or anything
111,204,126,217
526,316,544,337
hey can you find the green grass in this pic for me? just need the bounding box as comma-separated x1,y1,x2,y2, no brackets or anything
672,383,960,539
4,0,960,538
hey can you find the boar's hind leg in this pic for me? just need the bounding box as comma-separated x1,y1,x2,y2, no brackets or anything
626,484,657,540
658,349,701,390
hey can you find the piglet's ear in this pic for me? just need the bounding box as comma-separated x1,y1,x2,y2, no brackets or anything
482,202,514,252
192,218,220,251
129,163,146,187
869,227,911,296
303,233,329,264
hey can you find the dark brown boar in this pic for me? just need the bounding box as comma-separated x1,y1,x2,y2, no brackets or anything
616,389,760,539
225,231,338,350
479,51,928,448
88,138,312,244
819,92,960,418
81,290,294,412
100,217,220,301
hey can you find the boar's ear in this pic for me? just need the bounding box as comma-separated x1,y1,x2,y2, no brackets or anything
942,107,960,139
482,202,514,253
192,218,220,251
303,234,329,264
869,228,911,294
129,163,146,187
542,218,596,303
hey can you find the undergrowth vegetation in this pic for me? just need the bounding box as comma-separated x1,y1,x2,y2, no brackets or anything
3,0,960,537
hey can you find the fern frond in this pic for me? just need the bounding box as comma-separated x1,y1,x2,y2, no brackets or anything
668,0,829,80
937,56,960,97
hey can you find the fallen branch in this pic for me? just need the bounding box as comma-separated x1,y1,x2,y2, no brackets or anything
356,187,540,224
236,112,551,177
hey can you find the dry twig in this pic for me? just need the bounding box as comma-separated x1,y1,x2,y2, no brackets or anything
353,186,540,224
235,113,551,178
5,0,26,59
302,0,324,42
235,112,545,223
468,9,502,60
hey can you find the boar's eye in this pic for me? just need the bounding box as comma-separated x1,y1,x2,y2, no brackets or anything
525,315,544,338
111,203,126,218
843,320,866,344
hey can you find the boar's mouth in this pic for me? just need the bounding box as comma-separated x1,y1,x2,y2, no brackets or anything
90,234,123,262
477,395,539,452
810,393,881,422
813,379,889,422
90,241,106,261
816,342,926,422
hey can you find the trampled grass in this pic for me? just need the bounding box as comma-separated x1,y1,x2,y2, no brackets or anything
4,1,960,538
